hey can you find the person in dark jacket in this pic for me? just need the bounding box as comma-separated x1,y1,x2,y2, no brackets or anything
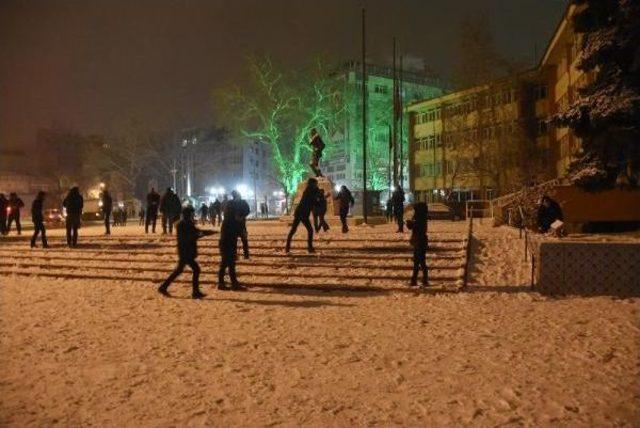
335,185,354,233
406,202,429,287
218,198,246,291
158,206,214,299
199,203,209,225
385,198,393,223
309,128,325,177
312,190,330,233
101,190,113,235
537,195,563,233
138,207,145,226
63,186,83,247
0,193,7,235
30,191,48,248
146,188,160,233
160,188,182,234
286,178,319,253
391,185,406,233
229,191,251,259
6,192,25,235
211,198,222,226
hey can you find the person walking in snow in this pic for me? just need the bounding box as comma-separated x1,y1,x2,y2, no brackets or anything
199,202,209,225
312,190,330,233
392,185,406,233
6,192,24,235
286,178,320,253
145,188,160,233
63,186,83,247
158,206,214,299
406,202,429,287
211,198,222,226
30,191,48,248
0,193,8,235
335,185,354,233
218,197,247,291
101,189,113,235
229,190,251,259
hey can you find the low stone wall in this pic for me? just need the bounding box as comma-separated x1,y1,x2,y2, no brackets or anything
535,241,640,296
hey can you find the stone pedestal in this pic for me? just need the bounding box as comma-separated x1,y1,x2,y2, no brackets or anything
291,176,337,216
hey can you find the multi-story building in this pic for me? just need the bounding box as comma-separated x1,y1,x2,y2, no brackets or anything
539,3,591,176
324,61,445,193
407,3,589,202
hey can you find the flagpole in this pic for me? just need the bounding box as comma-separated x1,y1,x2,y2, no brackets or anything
399,53,404,186
392,37,398,187
361,7,368,223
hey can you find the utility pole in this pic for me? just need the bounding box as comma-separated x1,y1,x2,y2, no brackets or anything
392,37,398,187
170,159,177,191
399,54,404,186
361,7,368,223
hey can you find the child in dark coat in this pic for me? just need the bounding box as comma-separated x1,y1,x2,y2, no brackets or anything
406,202,429,287
158,206,214,299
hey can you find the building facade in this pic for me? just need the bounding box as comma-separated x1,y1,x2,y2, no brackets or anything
407,3,589,202
324,62,445,193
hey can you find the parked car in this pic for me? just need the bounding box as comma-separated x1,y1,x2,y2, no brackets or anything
44,208,65,227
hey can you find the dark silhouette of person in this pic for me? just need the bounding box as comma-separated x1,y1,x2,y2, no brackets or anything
313,190,330,233
218,197,246,291
199,203,209,225
221,195,229,221
160,188,182,234
406,202,429,286
229,190,251,259
146,188,160,233
0,193,8,235
335,185,354,233
286,178,320,253
385,198,393,223
30,191,48,248
63,186,83,247
392,185,406,233
211,198,222,226
120,206,127,226
101,190,113,235
6,192,24,235
309,128,325,177
138,207,145,226
158,206,214,299
537,195,564,233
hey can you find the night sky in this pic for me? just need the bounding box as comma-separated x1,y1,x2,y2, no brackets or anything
0,0,567,149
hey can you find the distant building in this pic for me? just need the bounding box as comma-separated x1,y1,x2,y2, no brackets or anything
324,61,445,193
406,3,590,202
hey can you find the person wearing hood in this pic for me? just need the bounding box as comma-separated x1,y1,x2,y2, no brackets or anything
158,206,214,299
6,192,25,235
30,191,49,248
63,186,83,247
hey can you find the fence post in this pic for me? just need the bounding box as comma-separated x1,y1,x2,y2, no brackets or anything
531,254,535,290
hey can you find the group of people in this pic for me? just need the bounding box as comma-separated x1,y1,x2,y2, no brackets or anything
158,190,250,299
0,192,25,235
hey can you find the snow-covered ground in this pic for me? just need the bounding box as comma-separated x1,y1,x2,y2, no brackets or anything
0,221,638,426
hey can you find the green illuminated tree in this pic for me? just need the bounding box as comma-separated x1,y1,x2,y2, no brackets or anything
216,56,344,202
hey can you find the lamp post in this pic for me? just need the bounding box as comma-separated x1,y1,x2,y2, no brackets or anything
361,7,368,223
